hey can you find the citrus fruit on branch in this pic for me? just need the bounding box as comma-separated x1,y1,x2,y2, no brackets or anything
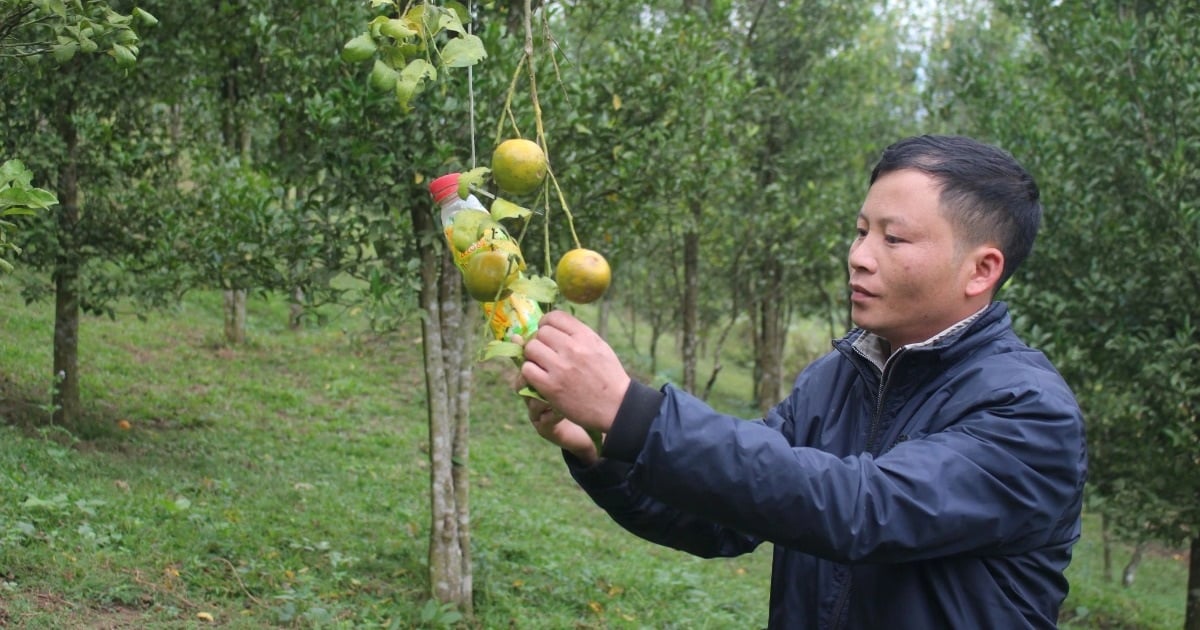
555,248,611,304
491,138,548,196
464,249,520,302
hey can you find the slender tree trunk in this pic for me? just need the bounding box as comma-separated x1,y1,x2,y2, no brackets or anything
649,321,663,378
700,310,740,402
681,200,701,393
412,199,473,615
51,79,81,427
1185,535,1199,630
1121,542,1147,587
627,286,638,354
285,187,305,331
223,289,247,345
218,18,250,345
1101,511,1114,582
596,292,611,339
289,286,305,330
753,258,786,414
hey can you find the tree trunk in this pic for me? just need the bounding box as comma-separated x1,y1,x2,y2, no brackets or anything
218,23,250,346
1121,542,1146,587
289,286,305,330
649,321,663,378
680,200,701,393
223,289,247,345
596,292,611,339
753,258,786,414
51,80,81,428
412,199,473,616
700,310,740,402
1185,535,1199,630
1101,511,1113,583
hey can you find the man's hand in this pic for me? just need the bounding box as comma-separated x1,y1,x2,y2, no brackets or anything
520,310,631,435
521,389,599,465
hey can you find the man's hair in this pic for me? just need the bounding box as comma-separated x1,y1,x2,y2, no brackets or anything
869,134,1042,291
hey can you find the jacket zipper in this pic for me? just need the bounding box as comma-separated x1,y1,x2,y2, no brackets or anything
831,348,904,627
864,349,902,455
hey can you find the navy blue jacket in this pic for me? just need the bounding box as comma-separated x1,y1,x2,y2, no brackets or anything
567,302,1087,629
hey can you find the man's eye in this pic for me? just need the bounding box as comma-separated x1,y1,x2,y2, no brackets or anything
884,234,903,244
855,227,867,238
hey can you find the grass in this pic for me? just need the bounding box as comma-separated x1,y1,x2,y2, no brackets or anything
0,282,1189,628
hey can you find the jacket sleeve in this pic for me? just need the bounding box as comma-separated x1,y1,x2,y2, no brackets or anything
563,378,763,559
608,375,1086,565
566,453,763,559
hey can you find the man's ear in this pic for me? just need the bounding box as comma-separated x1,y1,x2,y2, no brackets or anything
964,246,1004,299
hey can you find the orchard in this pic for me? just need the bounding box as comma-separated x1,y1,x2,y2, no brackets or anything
0,1,1196,628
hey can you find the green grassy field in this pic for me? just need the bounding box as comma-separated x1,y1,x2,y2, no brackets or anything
0,283,1189,628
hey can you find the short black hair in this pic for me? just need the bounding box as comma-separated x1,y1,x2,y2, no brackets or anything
869,135,1042,291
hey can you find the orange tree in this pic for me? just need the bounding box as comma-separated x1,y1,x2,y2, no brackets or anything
0,1,157,429
341,0,555,616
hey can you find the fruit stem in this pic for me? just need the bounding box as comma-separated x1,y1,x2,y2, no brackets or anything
468,185,495,200
496,55,526,145
547,169,581,250
522,0,548,165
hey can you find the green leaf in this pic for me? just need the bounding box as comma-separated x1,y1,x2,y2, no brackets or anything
105,10,133,26
115,28,139,44
483,340,524,361
380,18,416,40
437,8,466,35
111,43,137,67
52,41,78,63
368,59,398,92
341,33,377,63
459,167,491,197
395,59,436,110
518,386,546,402
490,198,531,223
132,8,159,26
439,34,486,68
395,77,419,111
0,159,27,184
0,160,32,186
0,187,58,209
400,58,436,83
511,275,558,303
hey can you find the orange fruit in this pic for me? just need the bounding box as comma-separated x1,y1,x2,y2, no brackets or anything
117,419,132,431
463,249,520,302
491,139,547,196
487,237,526,271
555,248,611,304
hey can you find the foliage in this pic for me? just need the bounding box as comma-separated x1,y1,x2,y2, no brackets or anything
0,0,154,278
0,0,155,67
0,159,56,273
343,0,487,112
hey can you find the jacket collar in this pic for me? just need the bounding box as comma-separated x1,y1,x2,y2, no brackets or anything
846,302,1004,373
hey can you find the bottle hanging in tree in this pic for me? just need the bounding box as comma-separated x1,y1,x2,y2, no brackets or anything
429,173,542,342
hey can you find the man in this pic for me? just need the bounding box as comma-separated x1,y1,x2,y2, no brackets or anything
519,135,1087,629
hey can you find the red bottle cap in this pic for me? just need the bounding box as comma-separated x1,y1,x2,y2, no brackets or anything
429,173,461,204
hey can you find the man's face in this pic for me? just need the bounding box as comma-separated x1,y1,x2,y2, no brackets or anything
848,169,981,348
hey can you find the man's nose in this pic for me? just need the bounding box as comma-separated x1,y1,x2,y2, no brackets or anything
848,239,874,272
